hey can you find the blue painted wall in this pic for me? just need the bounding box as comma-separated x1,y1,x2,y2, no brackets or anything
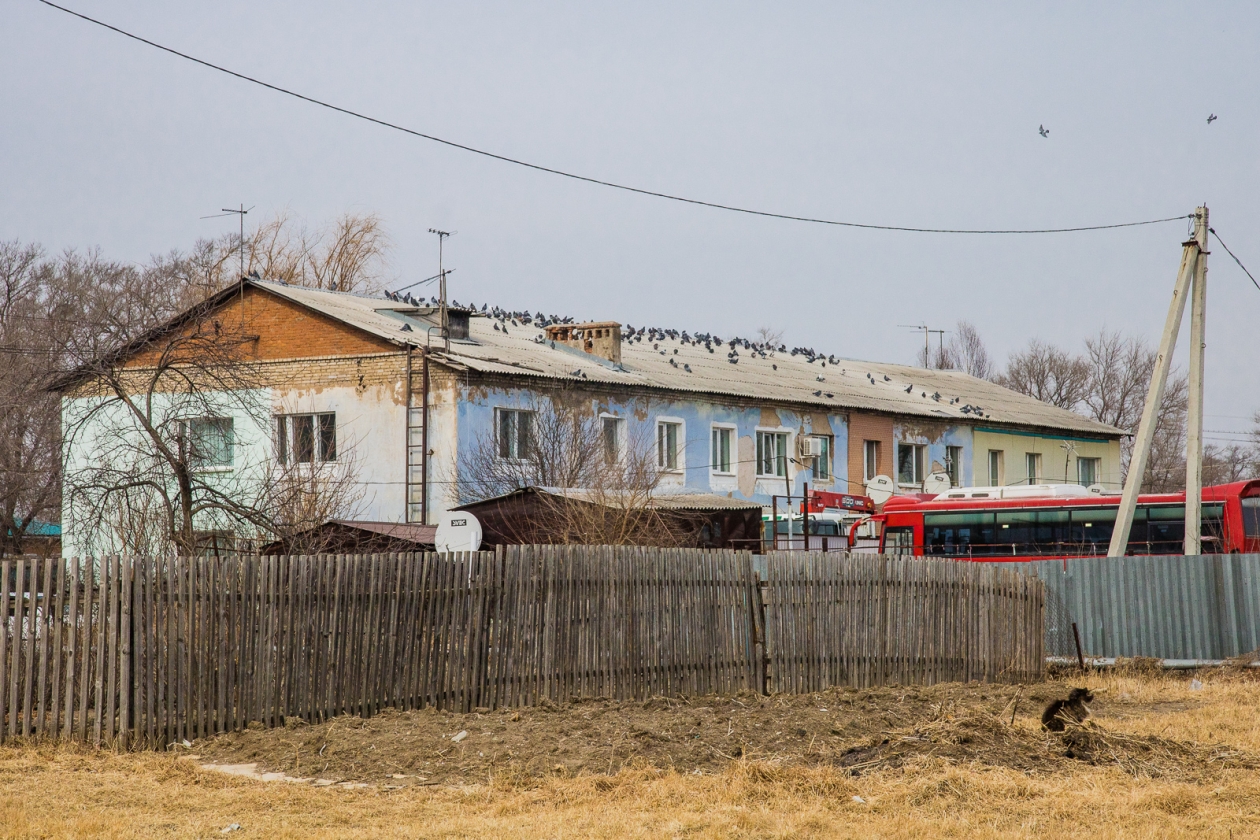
455,383,850,506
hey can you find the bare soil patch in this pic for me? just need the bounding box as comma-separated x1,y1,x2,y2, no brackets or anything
192,678,1257,787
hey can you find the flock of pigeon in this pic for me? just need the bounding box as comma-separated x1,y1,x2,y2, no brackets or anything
382,290,991,417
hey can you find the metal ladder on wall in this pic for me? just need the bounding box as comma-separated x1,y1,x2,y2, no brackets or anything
406,402,425,523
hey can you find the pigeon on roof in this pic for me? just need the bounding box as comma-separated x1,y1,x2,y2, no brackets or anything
905,385,914,393
813,390,822,397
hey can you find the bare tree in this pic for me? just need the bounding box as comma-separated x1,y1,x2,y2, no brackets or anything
193,211,390,294
262,445,366,554
0,242,60,556
458,398,691,546
915,321,994,379
1081,330,1188,492
994,339,1092,409
946,321,994,380
755,326,784,347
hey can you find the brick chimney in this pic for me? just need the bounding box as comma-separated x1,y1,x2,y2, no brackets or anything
545,321,622,365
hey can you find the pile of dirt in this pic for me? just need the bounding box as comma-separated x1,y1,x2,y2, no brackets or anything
191,681,1256,786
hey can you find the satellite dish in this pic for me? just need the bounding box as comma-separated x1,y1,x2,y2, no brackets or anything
923,472,952,497
435,510,483,553
865,474,896,506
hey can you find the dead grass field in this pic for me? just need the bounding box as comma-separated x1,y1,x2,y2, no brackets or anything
2,666,1259,839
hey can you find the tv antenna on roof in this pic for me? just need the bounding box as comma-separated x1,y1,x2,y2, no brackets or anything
201,204,254,282
899,323,948,368
428,228,455,350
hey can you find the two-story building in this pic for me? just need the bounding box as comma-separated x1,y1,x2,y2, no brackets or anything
60,279,1123,555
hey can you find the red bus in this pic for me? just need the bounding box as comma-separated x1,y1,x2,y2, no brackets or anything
860,480,1260,560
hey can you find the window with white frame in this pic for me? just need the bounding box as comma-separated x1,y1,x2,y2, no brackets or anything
657,421,682,471
710,425,733,474
276,413,336,465
988,450,1004,486
601,416,623,463
756,431,788,477
1026,452,1042,485
495,408,533,461
863,440,880,482
808,435,832,481
183,417,234,469
945,445,963,487
897,443,925,486
1077,456,1101,486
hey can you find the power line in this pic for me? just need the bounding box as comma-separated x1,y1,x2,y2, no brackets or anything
38,0,1190,236
1209,228,1260,293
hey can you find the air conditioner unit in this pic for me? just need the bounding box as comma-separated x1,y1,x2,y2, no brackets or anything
798,437,822,458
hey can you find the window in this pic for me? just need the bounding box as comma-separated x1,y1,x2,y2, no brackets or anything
1077,457,1100,486
657,421,681,471
183,417,233,469
496,408,533,460
945,445,963,488
808,435,831,481
756,431,788,477
884,527,916,556
1025,452,1042,485
988,450,1003,486
1245,497,1260,539
710,426,733,474
897,443,925,486
863,440,880,482
601,416,623,463
276,413,336,464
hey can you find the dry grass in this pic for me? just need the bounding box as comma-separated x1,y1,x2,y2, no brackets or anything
2,669,1259,839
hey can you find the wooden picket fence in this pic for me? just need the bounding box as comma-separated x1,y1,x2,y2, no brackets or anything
0,547,1042,748
762,553,1044,692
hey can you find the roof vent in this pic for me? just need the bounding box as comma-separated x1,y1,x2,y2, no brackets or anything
545,321,621,364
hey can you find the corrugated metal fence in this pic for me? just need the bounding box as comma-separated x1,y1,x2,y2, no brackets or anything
996,554,1260,660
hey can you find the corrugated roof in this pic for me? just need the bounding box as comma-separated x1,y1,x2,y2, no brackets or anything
251,280,1122,438
454,487,763,512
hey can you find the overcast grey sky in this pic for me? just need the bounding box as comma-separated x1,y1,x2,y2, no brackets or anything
4,2,1258,439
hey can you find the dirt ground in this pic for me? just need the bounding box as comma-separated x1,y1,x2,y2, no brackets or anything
192,667,1260,787
3,666,1260,838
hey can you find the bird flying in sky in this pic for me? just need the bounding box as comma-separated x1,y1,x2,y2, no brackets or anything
1207,114,1218,124
1038,124,1049,138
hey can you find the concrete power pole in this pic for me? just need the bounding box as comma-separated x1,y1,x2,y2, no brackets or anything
1185,207,1209,554
1107,206,1208,557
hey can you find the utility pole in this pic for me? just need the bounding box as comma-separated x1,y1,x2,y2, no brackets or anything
428,229,453,351
1107,206,1208,557
1185,207,1209,554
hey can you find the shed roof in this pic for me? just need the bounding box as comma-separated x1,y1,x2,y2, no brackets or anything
454,486,764,512
215,280,1125,438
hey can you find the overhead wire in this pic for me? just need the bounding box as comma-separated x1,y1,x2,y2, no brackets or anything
37,0,1190,236
1208,228,1260,293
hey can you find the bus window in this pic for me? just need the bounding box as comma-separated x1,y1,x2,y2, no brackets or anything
1146,505,1185,554
996,510,1037,556
1034,510,1071,555
923,512,996,557
1202,503,1225,552
1242,498,1260,539
1070,508,1115,553
884,526,916,556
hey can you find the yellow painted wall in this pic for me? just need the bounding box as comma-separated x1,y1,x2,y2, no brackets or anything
971,428,1122,490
